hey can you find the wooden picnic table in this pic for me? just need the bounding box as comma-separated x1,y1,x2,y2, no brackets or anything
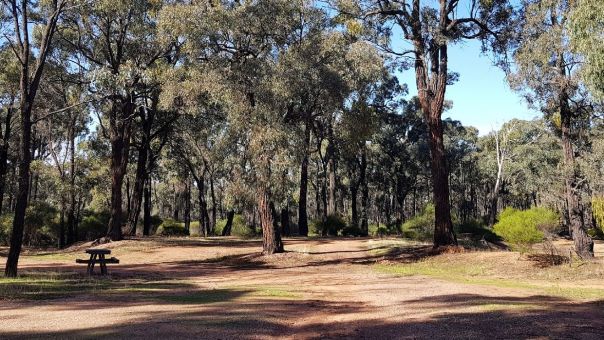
76,249,119,275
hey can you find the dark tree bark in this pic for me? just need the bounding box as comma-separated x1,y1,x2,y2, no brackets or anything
298,117,311,236
360,147,369,236
184,178,191,233
106,99,134,241
221,210,235,236
0,100,14,215
142,177,152,236
127,106,153,235
327,122,336,217
281,207,290,236
209,172,217,234
258,186,283,255
559,78,593,258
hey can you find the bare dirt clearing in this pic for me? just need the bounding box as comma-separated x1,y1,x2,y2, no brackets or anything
1,237,604,339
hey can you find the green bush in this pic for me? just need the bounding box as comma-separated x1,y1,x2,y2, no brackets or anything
309,215,347,236
493,207,560,253
454,218,500,242
0,202,59,247
79,210,110,241
213,214,255,237
402,204,435,241
368,223,400,237
156,219,189,236
342,225,365,237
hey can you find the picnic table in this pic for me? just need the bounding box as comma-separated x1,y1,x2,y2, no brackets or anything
76,249,119,275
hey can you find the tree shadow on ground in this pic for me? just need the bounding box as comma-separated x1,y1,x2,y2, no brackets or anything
2,294,603,339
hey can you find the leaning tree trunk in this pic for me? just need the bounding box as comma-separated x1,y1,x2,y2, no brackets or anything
221,210,235,236
258,186,283,255
560,93,593,258
298,117,311,236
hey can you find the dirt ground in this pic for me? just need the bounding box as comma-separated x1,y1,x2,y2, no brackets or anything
1,237,604,339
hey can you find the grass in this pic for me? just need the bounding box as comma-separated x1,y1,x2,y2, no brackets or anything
0,271,111,300
375,260,604,300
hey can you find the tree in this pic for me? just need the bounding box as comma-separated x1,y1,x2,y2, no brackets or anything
60,0,173,241
339,0,513,247
2,0,69,277
510,0,594,258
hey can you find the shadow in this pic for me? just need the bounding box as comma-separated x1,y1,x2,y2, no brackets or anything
2,293,603,339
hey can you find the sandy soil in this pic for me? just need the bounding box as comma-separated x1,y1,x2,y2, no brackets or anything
1,237,604,339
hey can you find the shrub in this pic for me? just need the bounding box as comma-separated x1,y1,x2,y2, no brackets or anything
0,202,59,247
342,225,365,237
368,223,400,237
309,215,347,236
493,207,560,253
402,204,435,241
79,213,108,241
214,214,254,237
593,196,604,233
156,219,189,236
454,218,500,242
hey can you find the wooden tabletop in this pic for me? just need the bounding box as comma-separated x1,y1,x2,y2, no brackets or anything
85,249,111,255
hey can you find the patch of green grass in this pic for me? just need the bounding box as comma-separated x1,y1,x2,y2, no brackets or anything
0,272,111,300
478,302,539,312
251,287,302,299
376,262,604,300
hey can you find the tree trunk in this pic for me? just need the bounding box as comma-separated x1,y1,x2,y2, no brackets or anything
426,115,457,246
106,101,134,241
142,177,152,236
281,207,290,237
298,117,311,236
560,93,593,258
222,210,234,236
0,102,14,215
327,122,336,216
66,117,77,244
350,174,359,227
360,146,369,236
127,136,148,235
209,173,216,235
5,99,33,277
196,177,208,237
184,179,191,233
258,186,283,255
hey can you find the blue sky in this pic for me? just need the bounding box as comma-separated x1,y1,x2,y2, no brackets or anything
395,36,540,136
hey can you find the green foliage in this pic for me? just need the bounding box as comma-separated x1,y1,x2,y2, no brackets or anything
402,204,435,241
309,215,347,236
156,219,189,236
215,214,255,238
0,202,59,247
493,207,560,253
79,211,111,241
592,196,604,233
570,0,604,100
368,223,400,237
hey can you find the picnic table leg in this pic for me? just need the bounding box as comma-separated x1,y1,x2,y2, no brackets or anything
89,253,97,275
100,254,107,275
86,253,94,275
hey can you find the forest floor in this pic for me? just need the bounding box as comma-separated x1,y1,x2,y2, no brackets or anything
1,237,604,339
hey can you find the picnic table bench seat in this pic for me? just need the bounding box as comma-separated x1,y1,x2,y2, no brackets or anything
76,248,119,275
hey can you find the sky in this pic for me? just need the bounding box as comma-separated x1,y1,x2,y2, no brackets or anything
395,37,541,136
